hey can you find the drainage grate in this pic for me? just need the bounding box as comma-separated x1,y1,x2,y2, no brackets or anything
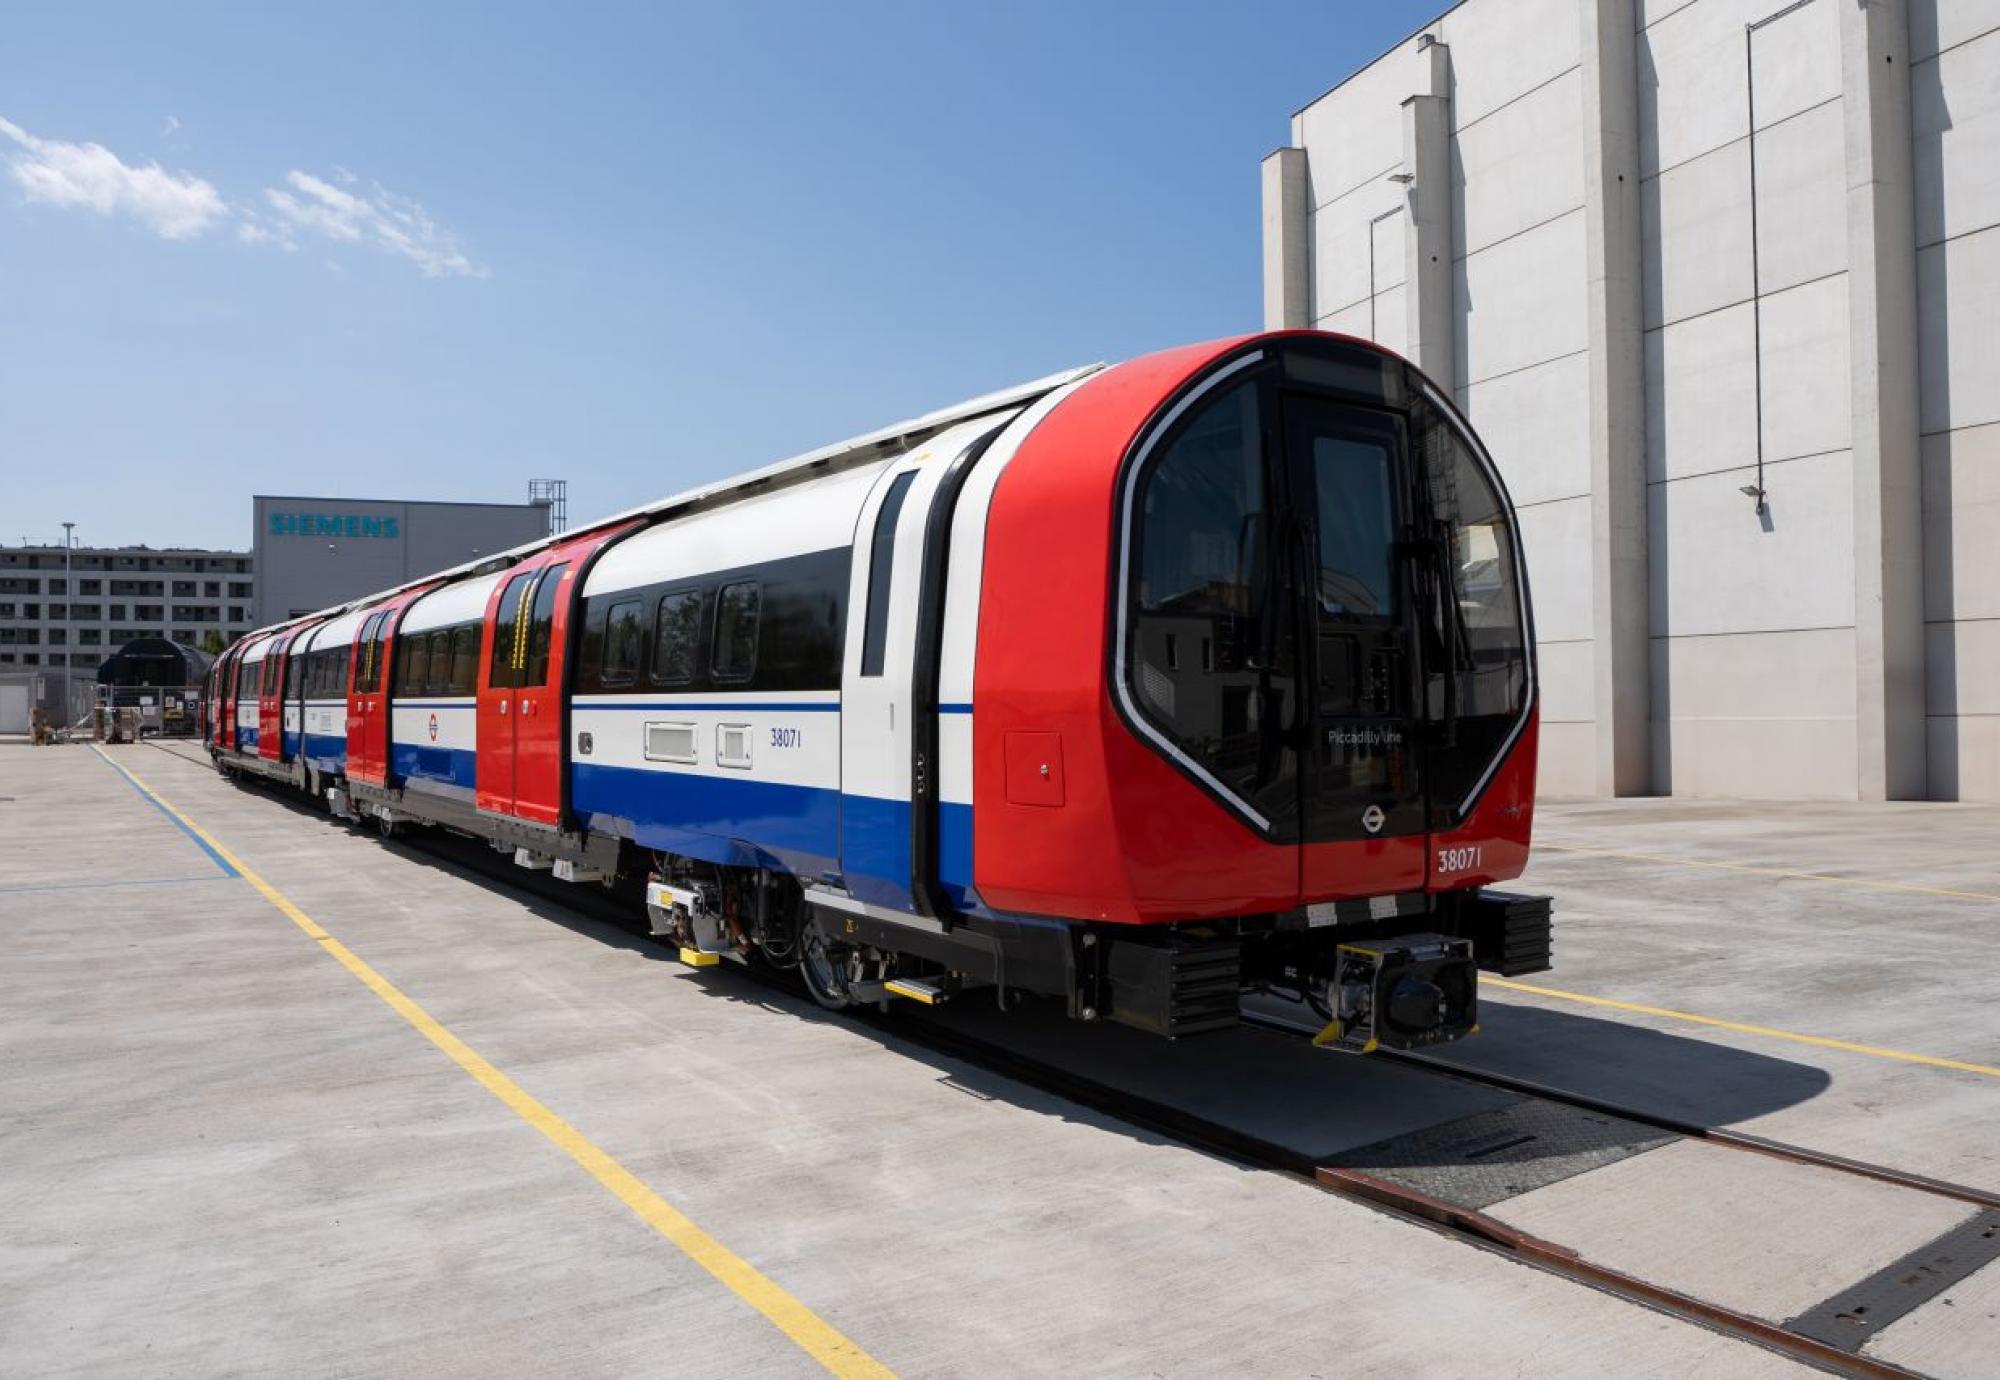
1323,1098,1677,1209
1787,1208,2000,1352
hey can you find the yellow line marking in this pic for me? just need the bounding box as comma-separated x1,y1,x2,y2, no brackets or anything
1535,841,2000,904
1486,977,2000,1079
92,746,893,1380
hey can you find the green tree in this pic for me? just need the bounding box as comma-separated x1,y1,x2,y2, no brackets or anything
200,629,225,655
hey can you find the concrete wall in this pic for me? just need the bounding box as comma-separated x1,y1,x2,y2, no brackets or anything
1912,4,2000,799
253,497,550,626
1269,0,1997,801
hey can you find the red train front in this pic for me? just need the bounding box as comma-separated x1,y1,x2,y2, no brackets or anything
963,331,1546,1049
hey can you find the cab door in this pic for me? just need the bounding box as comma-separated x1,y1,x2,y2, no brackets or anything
1281,393,1430,899
476,569,538,814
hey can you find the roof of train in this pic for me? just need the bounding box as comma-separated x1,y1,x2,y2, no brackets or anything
234,361,1104,647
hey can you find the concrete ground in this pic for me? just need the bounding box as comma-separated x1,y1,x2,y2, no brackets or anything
3,742,1996,1377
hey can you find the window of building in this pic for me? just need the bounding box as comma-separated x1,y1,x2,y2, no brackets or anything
173,629,195,643
0,603,12,618
45,604,64,620
204,581,220,597
172,581,196,597
108,604,125,620
79,579,101,595
711,582,759,682
48,578,66,595
601,599,645,685
651,589,702,685
81,629,103,646
229,582,251,597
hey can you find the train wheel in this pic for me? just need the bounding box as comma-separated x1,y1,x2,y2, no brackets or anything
799,929,854,1011
375,813,401,841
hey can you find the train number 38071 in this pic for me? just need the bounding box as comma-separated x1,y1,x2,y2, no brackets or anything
769,726,801,749
1436,846,1482,874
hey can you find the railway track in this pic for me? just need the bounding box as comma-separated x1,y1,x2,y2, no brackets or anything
150,738,1989,1378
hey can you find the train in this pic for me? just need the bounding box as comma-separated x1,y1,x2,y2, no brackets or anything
202,330,1552,1053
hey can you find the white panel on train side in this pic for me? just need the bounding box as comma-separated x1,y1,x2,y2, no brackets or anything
584,462,888,599
402,570,504,634
935,377,1095,808
571,692,841,792
302,605,369,652
839,415,1013,810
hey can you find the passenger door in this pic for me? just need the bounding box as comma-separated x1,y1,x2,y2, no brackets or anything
346,611,393,784
476,569,538,814
1281,393,1429,898
512,562,571,824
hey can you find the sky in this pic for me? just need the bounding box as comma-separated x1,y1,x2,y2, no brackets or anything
1,1,1443,552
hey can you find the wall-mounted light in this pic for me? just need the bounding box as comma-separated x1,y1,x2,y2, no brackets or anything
1739,483,1768,514
1416,32,1437,50
1386,171,1414,185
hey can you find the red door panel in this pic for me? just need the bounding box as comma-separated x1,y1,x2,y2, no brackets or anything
476,570,538,813
258,630,290,761
513,562,571,825
477,524,637,823
348,590,437,785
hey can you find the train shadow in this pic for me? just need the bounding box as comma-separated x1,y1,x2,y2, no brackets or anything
232,772,1835,1185
670,963,1834,1177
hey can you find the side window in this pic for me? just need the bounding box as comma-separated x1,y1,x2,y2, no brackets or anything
523,564,569,687
398,632,430,697
489,571,536,691
602,599,645,686
286,649,303,699
427,630,451,696
712,582,760,682
449,625,480,696
650,589,702,685
861,471,916,676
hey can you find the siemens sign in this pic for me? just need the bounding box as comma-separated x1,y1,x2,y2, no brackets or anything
269,512,401,539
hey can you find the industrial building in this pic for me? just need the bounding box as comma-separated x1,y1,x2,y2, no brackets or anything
0,543,255,669
1262,0,1995,801
252,495,552,627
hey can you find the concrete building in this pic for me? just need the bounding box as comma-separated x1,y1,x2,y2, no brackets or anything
0,544,255,671
1263,0,1996,801
253,495,551,626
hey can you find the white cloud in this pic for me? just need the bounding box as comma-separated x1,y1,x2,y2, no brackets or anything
0,115,225,240
264,168,485,278
0,113,484,279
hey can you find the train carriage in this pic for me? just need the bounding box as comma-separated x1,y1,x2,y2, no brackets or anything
205,331,1552,1053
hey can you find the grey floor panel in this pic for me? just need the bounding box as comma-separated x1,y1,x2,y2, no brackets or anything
1325,1097,1678,1209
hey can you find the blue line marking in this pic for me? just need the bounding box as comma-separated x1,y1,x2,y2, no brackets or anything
938,702,973,714
90,748,240,879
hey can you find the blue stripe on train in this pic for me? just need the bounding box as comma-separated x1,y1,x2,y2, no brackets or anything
304,732,346,774
235,726,258,751
390,742,477,791
282,730,301,759
569,761,975,908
